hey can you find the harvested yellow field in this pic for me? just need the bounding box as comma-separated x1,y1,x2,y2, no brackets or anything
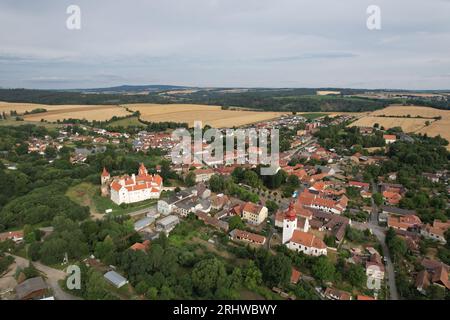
23,105,131,122
371,105,450,118
0,101,48,114
125,103,286,128
350,105,450,150
350,116,430,132
0,101,132,122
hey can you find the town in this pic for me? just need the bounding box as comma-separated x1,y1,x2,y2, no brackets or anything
1,108,449,301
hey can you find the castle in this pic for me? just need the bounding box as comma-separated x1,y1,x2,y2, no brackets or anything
282,202,327,256
101,163,163,205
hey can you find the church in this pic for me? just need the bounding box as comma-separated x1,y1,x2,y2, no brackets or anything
101,163,163,205
282,202,327,256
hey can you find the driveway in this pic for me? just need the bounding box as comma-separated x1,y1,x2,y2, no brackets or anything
6,254,82,300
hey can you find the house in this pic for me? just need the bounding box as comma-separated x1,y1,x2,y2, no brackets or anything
195,211,229,232
241,202,268,226
156,215,180,234
383,134,397,144
229,229,266,246
415,265,450,293
15,277,48,300
366,254,385,280
104,271,128,288
422,173,440,183
382,191,402,205
157,190,194,215
130,240,150,252
421,220,450,244
210,194,230,210
193,168,214,182
380,206,416,217
387,215,422,231
324,287,352,300
134,217,155,231
348,181,370,191
282,204,327,256
0,230,24,243
103,164,163,205
290,268,301,285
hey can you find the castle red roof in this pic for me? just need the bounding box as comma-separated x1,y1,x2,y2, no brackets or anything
102,167,110,177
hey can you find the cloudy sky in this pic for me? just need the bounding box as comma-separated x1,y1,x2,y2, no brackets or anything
0,0,449,89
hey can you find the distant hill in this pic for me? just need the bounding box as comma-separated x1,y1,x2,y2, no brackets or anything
71,84,195,94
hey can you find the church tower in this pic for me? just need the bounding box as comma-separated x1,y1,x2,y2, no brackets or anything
101,167,110,184
282,202,297,244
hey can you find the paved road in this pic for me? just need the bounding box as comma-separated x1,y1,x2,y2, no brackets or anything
352,181,399,300
7,254,82,300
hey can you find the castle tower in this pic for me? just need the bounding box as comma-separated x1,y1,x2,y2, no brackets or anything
282,202,297,244
138,163,148,176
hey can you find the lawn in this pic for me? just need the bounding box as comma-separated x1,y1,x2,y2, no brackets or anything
0,119,61,129
66,182,157,217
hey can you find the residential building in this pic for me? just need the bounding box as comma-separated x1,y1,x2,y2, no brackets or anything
421,220,450,244
104,271,128,288
229,229,266,246
241,202,268,226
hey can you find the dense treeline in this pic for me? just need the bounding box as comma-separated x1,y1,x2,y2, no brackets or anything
1,88,448,112
315,123,386,152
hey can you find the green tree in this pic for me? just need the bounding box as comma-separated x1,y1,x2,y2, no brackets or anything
262,254,291,287
191,258,227,297
346,264,366,288
209,175,225,192
265,200,279,214
312,256,335,283
372,193,383,206
243,261,263,290
184,171,196,187
229,215,245,231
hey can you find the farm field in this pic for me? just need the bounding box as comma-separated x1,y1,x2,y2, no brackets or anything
124,103,287,128
23,105,131,122
350,105,450,149
0,101,132,122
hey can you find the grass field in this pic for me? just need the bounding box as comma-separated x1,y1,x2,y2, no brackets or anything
125,103,287,128
107,116,145,127
349,105,450,149
66,182,157,218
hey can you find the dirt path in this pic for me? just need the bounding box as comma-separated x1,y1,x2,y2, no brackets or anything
6,254,82,300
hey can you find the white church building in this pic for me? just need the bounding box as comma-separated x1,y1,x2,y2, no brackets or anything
282,203,327,256
101,164,163,205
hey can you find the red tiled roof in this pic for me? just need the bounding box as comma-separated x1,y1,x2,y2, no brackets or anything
101,167,110,177
290,268,301,284
290,230,326,249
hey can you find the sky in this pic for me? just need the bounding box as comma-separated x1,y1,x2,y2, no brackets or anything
0,0,450,90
